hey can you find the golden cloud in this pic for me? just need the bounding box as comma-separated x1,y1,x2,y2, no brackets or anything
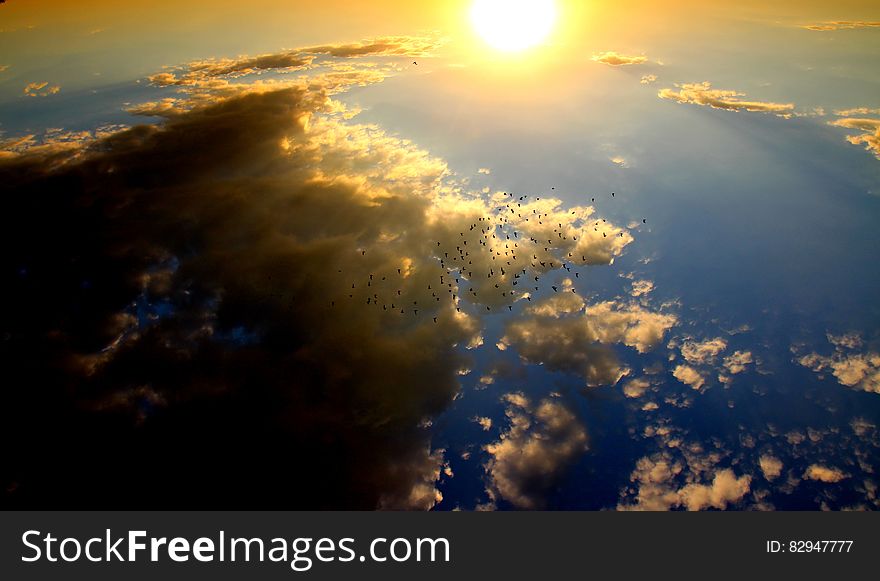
681,337,727,365
658,82,794,116
796,334,880,394
484,393,587,509
592,52,647,66
673,364,705,390
802,21,880,31
722,350,752,374
623,377,651,398
828,117,880,160
0,37,651,508
631,279,654,297
499,284,676,387
759,455,783,481
619,453,751,511
804,465,847,483
148,36,441,87
23,81,60,97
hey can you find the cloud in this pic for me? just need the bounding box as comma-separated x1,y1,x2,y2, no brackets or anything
828,332,864,349
679,469,752,511
477,167,491,175
499,287,677,386
0,47,486,509
658,82,794,116
828,117,880,160
148,36,440,87
619,453,751,511
592,52,647,66
796,334,880,394
585,301,678,354
1,38,649,508
834,107,880,116
23,81,60,97
484,394,587,509
759,455,783,481
681,337,727,365
630,279,653,297
149,55,316,86
623,377,651,398
473,416,493,431
804,465,847,483
802,21,880,31
0,65,9,73
640,74,657,85
723,350,753,374
673,364,705,390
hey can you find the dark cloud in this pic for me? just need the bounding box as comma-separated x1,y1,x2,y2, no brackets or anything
0,41,637,509
0,77,474,509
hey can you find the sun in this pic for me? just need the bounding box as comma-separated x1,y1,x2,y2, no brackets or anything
470,0,558,53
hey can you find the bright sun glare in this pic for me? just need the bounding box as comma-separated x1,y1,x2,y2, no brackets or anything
471,0,558,53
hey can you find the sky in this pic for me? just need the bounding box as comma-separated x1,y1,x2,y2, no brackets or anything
1,0,879,510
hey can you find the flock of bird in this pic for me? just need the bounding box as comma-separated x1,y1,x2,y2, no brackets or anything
329,190,647,322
